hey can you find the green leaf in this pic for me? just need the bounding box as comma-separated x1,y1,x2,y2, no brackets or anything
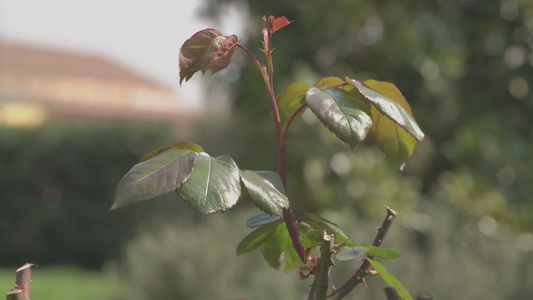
112,148,196,210
239,170,289,216
238,218,300,271
138,141,203,163
179,29,238,84
305,86,372,148
367,258,413,300
299,213,356,247
246,212,281,228
336,246,370,261
347,78,424,169
237,218,283,256
260,220,301,271
299,231,324,248
361,244,402,259
177,153,241,214
314,76,345,88
276,82,310,128
336,245,401,261
284,242,302,272
350,78,424,141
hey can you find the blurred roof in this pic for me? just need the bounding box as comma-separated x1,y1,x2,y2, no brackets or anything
0,41,199,130
0,41,167,89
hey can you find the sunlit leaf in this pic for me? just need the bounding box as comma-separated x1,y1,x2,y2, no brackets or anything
177,153,241,214
349,78,424,140
240,170,289,216
237,218,283,256
367,258,413,300
138,141,203,163
361,244,402,259
336,246,370,261
246,212,281,228
276,82,310,128
306,86,372,148
112,148,196,210
347,78,424,169
299,213,356,247
314,76,344,88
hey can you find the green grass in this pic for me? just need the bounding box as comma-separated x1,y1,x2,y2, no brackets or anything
0,265,116,300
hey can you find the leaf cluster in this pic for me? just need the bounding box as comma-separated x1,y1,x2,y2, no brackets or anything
113,141,289,216
113,15,425,300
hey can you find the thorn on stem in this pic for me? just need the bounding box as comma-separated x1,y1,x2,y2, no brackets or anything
361,277,368,288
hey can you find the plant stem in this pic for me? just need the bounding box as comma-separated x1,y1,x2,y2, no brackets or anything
6,263,35,300
237,44,269,85
309,231,335,300
281,101,307,142
238,40,306,263
266,43,307,264
327,207,397,300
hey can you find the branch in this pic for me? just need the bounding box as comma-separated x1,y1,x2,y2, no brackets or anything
281,101,307,142
6,263,35,300
237,44,269,85
283,208,306,263
327,206,397,300
308,231,335,300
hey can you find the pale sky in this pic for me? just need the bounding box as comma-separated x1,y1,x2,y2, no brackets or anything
0,0,246,109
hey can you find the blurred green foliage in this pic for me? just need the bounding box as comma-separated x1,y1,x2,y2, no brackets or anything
105,200,533,299
0,120,183,269
201,0,533,230
105,207,311,300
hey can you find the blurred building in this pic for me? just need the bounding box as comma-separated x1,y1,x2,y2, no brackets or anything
0,41,194,128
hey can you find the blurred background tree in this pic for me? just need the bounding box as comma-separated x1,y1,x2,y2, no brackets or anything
0,121,182,268
199,0,533,228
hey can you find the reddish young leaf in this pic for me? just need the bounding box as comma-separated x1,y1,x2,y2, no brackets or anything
263,15,292,33
179,29,223,84
179,29,239,84
207,35,239,74
200,35,228,73
271,16,292,33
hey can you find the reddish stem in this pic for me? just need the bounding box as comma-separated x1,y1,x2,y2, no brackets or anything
237,37,306,264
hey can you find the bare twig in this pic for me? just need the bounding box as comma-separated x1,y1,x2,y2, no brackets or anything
308,231,335,300
6,263,35,300
327,206,397,300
